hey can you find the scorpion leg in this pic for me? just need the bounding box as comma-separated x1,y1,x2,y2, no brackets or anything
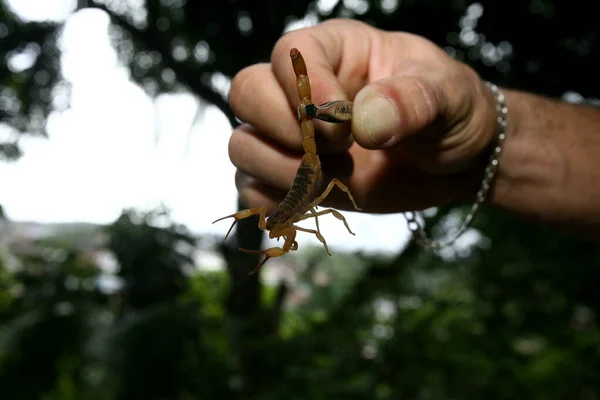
308,178,362,212
297,208,356,236
295,178,361,235
212,207,267,240
294,226,332,256
309,207,321,235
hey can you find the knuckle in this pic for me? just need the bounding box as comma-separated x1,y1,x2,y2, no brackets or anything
392,74,439,130
319,18,347,30
322,18,366,31
410,77,438,127
228,65,255,114
271,32,298,64
227,128,248,168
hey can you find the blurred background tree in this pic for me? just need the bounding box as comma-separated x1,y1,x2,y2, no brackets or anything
1,0,599,399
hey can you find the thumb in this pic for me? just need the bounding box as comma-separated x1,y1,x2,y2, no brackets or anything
351,75,442,149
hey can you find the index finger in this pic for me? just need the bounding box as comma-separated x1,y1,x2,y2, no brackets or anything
270,19,375,141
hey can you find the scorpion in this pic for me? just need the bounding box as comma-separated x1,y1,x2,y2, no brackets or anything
213,48,361,274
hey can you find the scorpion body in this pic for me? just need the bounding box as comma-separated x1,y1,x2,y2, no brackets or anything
213,48,361,274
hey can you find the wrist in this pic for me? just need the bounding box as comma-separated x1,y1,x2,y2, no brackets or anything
460,87,559,214
484,89,600,242
486,89,563,218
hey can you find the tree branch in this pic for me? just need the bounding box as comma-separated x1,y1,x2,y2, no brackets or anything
85,2,239,127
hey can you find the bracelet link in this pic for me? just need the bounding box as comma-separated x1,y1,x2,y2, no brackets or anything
404,80,508,251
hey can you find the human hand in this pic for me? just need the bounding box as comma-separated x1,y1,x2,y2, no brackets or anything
227,19,499,214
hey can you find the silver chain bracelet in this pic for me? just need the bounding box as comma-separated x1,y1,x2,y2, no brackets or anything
403,81,508,251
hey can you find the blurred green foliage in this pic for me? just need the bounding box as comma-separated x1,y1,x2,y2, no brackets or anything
1,0,600,399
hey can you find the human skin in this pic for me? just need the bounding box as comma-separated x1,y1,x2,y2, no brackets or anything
226,19,600,243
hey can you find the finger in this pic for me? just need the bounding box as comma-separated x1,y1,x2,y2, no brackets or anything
271,19,373,142
239,157,480,216
229,124,301,191
237,173,286,214
230,124,358,201
229,63,302,151
351,71,446,150
229,63,354,154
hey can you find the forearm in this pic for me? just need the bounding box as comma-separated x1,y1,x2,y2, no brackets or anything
489,89,600,241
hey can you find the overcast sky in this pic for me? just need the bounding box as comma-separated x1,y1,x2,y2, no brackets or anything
0,0,413,255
